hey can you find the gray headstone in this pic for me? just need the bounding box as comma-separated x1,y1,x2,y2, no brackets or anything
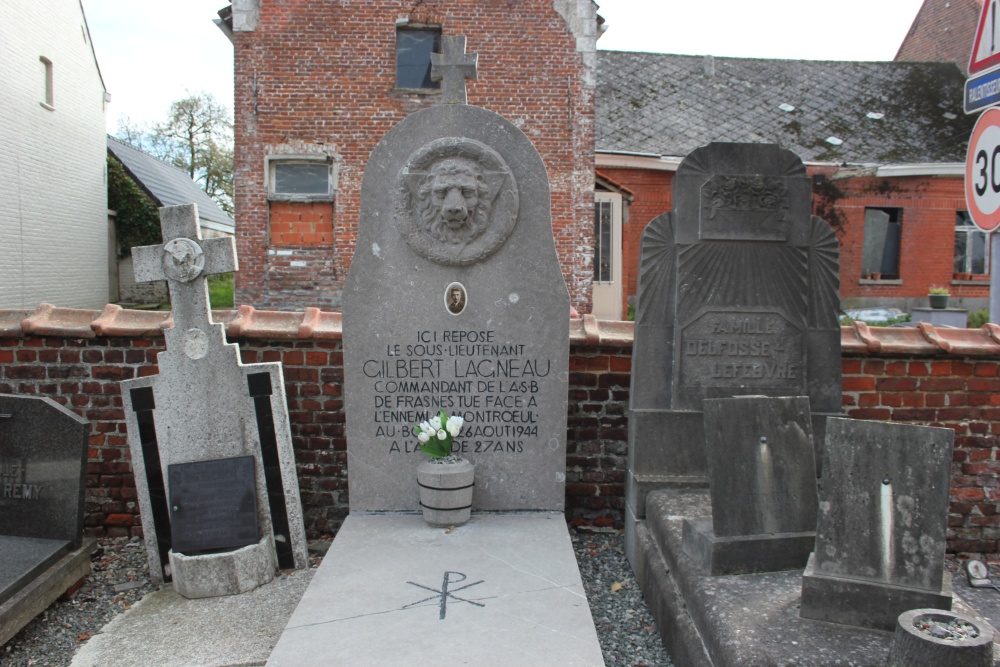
627,143,841,522
121,204,308,591
704,396,818,537
343,53,569,512
0,394,88,547
800,417,955,630
681,396,818,574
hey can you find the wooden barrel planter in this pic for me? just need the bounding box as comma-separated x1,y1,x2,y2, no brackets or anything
416,458,475,527
887,608,994,667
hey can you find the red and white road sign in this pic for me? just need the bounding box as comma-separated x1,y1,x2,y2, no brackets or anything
966,107,1000,232
970,0,1000,75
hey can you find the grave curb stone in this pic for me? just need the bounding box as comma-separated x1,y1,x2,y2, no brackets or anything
169,535,276,599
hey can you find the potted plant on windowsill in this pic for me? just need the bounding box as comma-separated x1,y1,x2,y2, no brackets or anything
413,411,474,527
928,285,950,310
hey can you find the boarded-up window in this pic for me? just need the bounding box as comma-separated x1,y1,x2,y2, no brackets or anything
860,207,901,279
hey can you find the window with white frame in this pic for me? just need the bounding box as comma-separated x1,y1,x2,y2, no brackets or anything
955,211,990,276
266,157,334,201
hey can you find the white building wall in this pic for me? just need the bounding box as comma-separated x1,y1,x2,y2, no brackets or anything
0,0,108,309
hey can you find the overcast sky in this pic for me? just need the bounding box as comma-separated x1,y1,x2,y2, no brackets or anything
82,0,930,133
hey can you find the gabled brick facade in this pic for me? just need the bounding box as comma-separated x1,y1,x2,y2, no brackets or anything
895,0,983,75
231,0,599,313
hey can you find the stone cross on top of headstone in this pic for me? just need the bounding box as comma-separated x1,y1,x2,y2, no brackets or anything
131,204,236,359
431,35,478,104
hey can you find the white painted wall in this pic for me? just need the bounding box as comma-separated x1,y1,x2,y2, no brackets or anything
0,1,109,309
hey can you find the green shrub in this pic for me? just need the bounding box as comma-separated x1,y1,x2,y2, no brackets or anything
968,309,990,328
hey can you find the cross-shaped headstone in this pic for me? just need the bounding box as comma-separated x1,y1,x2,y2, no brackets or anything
131,204,237,358
431,35,478,105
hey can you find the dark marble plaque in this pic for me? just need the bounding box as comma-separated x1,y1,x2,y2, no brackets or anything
168,456,259,554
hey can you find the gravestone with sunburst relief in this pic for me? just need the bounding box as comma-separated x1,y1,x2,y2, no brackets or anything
626,142,841,530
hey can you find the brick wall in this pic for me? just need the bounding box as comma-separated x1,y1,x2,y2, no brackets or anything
233,0,598,313
4,307,1000,555
598,165,987,318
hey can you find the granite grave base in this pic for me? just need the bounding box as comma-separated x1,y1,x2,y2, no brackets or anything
681,518,815,576
169,535,276,599
800,555,953,632
629,489,988,667
0,537,96,646
265,513,605,667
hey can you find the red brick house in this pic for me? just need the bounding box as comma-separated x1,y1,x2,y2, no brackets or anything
595,52,982,319
222,0,600,314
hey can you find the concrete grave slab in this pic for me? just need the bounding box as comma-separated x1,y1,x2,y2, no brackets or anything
121,204,307,595
265,514,605,667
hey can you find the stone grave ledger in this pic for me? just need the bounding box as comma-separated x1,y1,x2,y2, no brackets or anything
800,417,955,631
628,143,842,518
121,204,307,596
682,395,818,575
343,104,570,512
1,394,95,647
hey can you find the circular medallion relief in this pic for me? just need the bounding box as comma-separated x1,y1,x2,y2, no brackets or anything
183,328,209,360
162,238,205,283
395,137,519,266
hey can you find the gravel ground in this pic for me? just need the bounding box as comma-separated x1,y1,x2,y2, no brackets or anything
2,530,671,667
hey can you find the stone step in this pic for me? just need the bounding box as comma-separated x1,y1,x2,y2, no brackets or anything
266,513,605,667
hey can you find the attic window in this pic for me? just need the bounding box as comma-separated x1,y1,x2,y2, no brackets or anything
866,112,884,120
825,136,843,146
39,56,53,109
396,27,441,90
778,103,795,112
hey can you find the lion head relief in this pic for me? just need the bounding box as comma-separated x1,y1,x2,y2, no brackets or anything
396,137,519,266
415,157,502,245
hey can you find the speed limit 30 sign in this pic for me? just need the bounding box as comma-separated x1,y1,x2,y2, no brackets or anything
967,107,1000,232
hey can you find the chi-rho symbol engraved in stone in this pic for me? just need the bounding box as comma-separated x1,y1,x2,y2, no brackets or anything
403,571,485,619
130,204,237,360
431,35,478,105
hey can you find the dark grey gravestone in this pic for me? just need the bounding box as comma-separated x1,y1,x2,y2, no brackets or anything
626,143,841,542
121,204,307,592
800,417,955,631
0,394,88,547
343,38,569,512
682,395,817,574
0,395,91,639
